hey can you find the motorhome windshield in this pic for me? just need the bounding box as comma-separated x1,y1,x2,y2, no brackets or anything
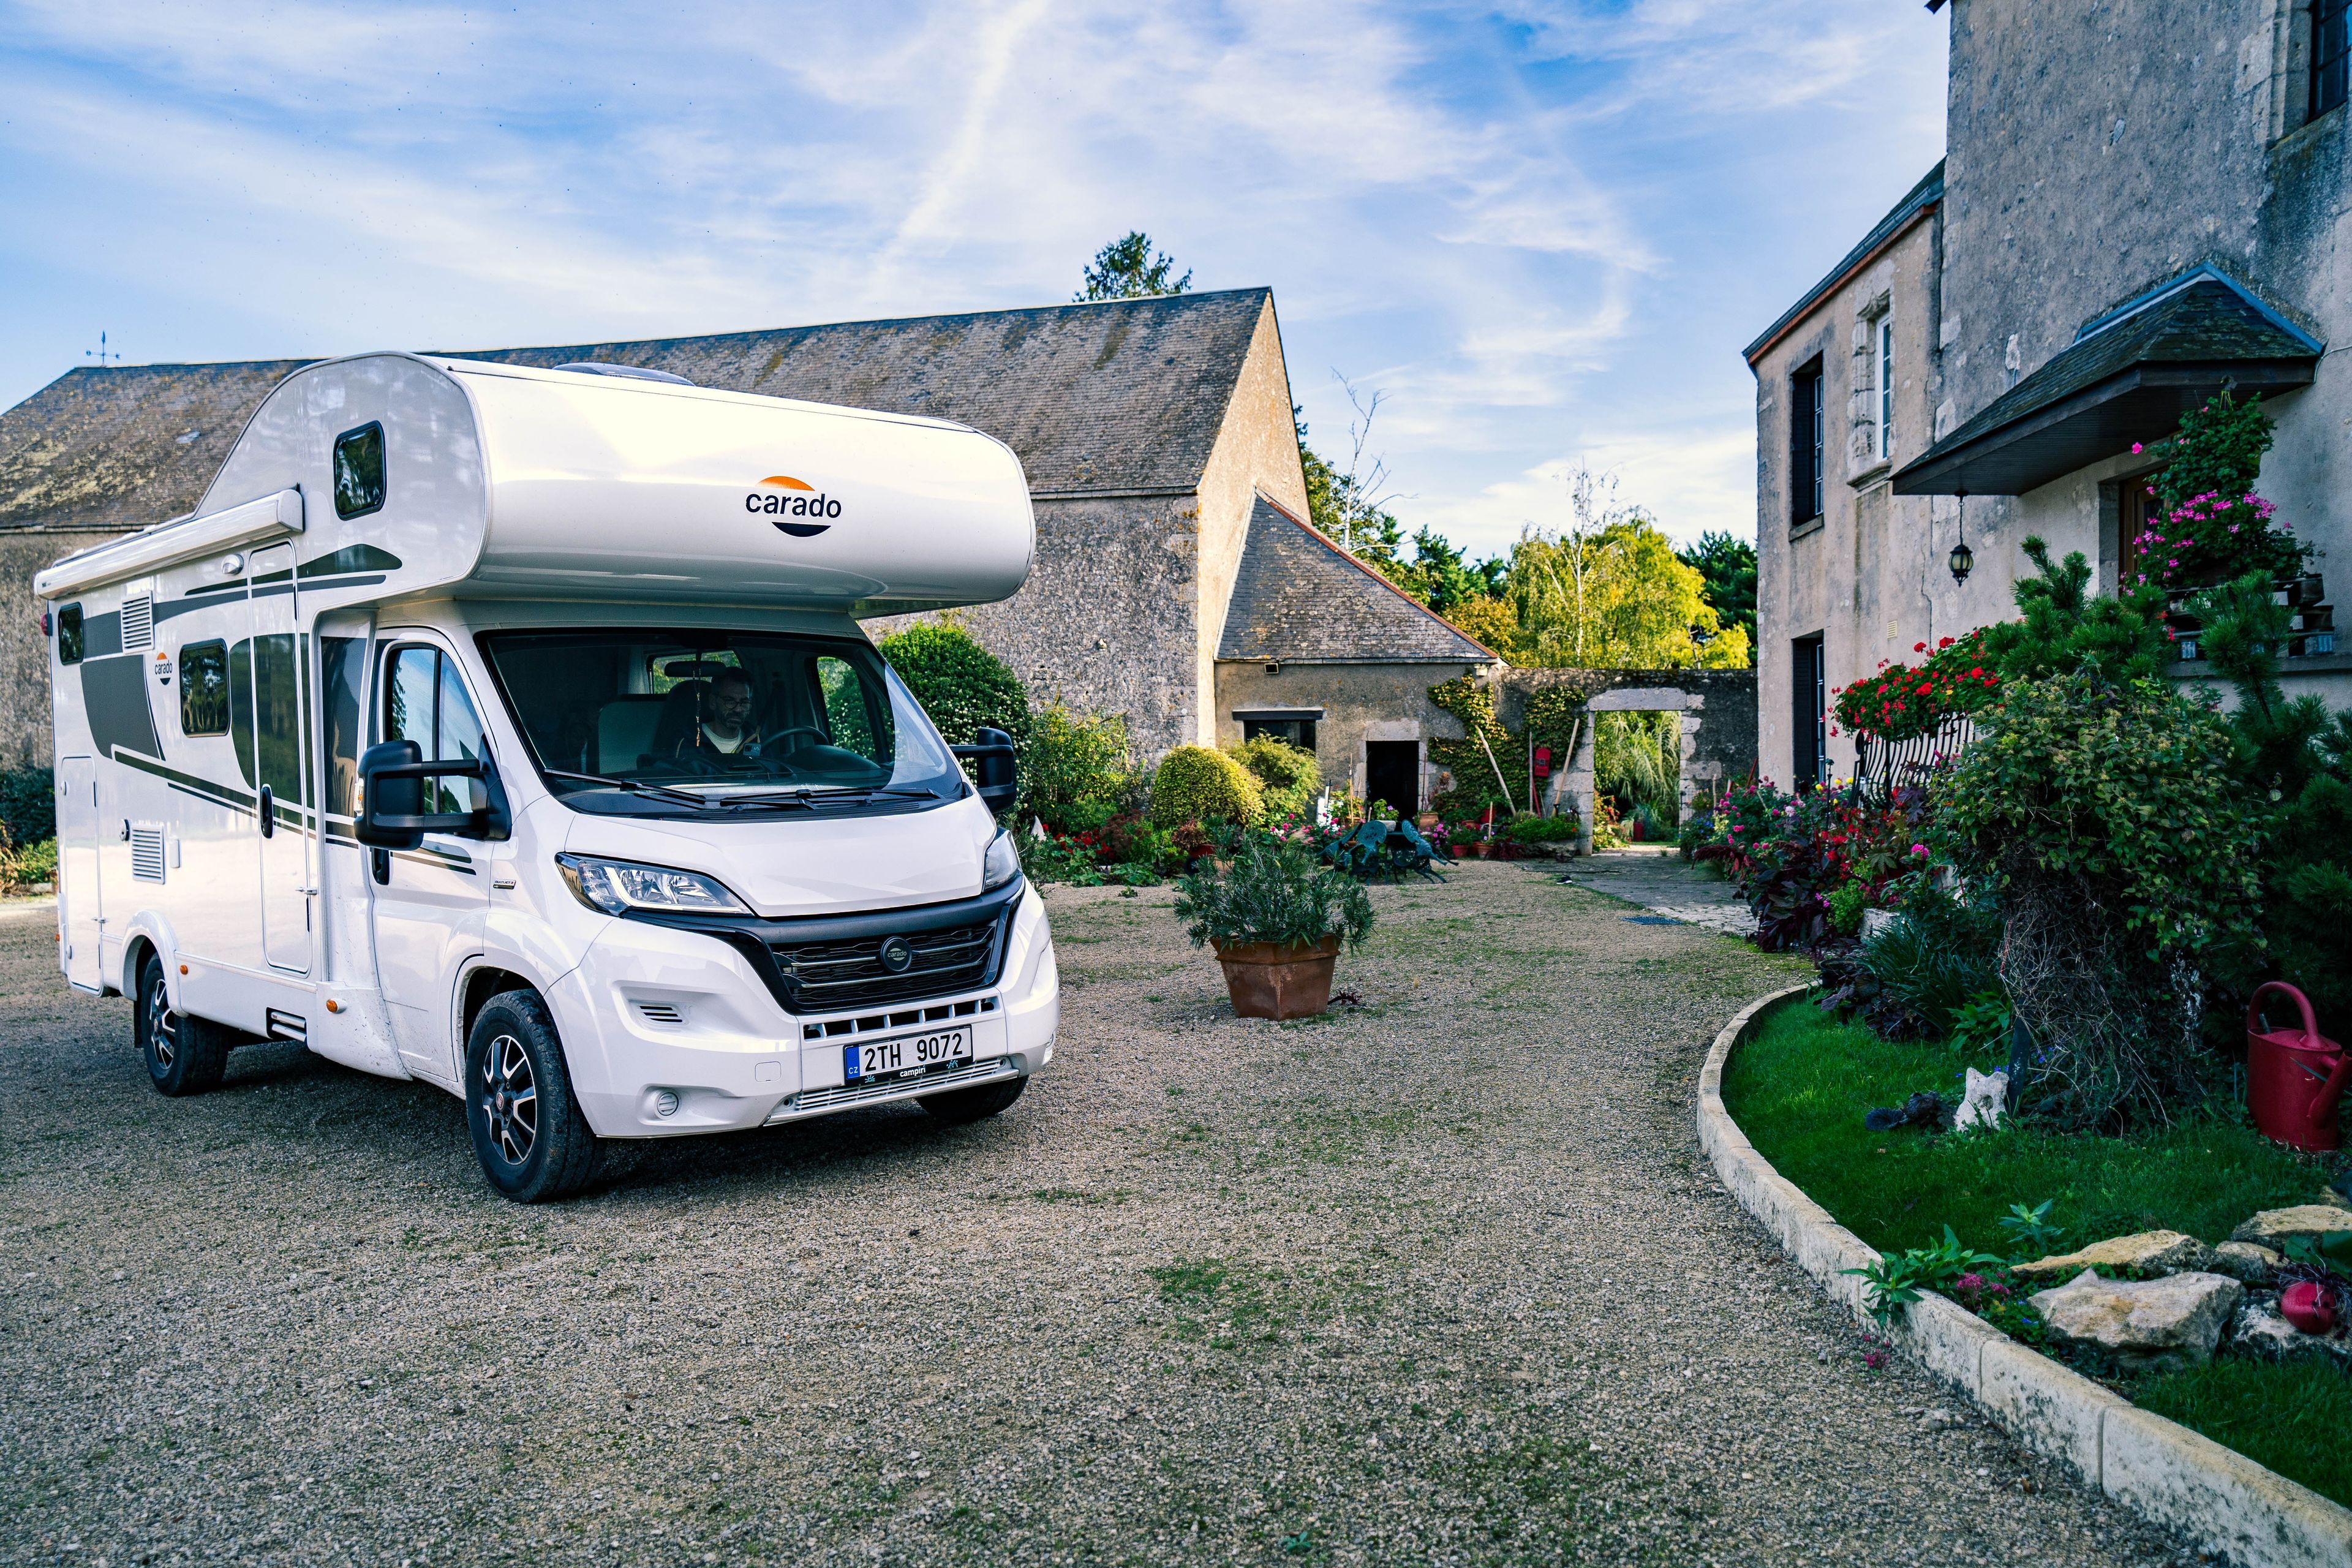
478,628,963,814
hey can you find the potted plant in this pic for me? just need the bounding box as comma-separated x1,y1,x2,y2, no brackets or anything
1174,838,1375,1019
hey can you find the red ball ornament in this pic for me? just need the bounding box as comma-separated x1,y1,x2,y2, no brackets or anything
2282,1280,2337,1335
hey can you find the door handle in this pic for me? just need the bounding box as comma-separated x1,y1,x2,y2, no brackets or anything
259,785,274,839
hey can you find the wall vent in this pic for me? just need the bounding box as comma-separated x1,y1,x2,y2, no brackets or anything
265,1009,307,1042
119,595,154,652
129,827,166,883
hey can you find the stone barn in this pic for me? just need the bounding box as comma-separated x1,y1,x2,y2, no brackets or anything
0,290,1498,809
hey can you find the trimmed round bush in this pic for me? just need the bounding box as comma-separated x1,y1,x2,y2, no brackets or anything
1149,745,1264,829
875,620,1031,746
1229,736,1321,820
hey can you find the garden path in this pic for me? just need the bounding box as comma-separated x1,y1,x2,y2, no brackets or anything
0,865,2198,1566
1558,846,1758,936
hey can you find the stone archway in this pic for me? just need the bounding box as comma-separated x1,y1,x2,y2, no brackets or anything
1493,668,1758,853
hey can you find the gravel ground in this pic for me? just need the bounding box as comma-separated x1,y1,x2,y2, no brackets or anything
0,865,2200,1567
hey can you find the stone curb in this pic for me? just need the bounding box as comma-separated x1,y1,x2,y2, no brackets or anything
1698,986,2352,1568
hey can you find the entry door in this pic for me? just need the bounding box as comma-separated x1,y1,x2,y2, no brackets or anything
246,543,313,973
56,758,100,990
1365,741,1420,818
370,638,492,1080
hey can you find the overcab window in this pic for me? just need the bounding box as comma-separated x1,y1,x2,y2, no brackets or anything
333,421,386,519
56,604,83,665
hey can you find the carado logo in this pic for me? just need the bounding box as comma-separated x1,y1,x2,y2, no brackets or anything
745,475,839,538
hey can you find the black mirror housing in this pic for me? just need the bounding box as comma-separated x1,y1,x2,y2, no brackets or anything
953,725,1019,813
358,741,510,845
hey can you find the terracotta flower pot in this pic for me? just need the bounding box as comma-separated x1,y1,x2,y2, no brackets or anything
1212,935,1341,1019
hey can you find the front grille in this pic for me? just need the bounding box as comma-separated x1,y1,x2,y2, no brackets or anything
769,918,1000,1013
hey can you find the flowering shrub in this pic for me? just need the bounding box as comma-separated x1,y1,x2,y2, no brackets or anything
2125,486,2300,593
1831,630,2000,742
1703,779,1936,951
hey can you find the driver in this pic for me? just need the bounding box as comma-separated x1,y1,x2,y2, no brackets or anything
681,669,761,760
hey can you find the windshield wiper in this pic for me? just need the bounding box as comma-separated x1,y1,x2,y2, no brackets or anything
540,770,717,809
710,785,946,809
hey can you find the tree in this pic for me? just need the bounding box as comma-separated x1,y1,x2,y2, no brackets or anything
1498,466,1749,670
1076,232,1192,301
1676,531,1757,649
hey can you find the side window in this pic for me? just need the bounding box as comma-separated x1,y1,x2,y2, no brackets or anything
180,641,230,736
320,635,366,816
816,655,883,760
56,604,84,665
333,422,386,520
250,635,306,804
383,644,487,815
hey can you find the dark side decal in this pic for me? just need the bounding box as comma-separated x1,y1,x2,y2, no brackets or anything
81,654,162,761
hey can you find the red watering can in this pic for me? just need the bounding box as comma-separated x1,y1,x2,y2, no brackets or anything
2247,982,2352,1152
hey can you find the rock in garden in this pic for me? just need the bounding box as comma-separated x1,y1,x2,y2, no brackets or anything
2207,1240,2284,1285
1953,1067,2008,1131
2011,1231,2214,1281
2228,1294,2352,1367
2028,1269,2243,1368
2230,1206,2352,1250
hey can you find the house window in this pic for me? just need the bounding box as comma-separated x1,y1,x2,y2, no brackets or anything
1235,709,1322,753
1790,361,1824,526
1792,633,1827,790
1877,318,1895,461
2318,0,2350,120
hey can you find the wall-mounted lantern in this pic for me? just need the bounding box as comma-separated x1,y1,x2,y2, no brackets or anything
1948,489,1975,586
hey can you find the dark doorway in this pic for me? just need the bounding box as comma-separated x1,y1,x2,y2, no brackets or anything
1365,741,1420,816
1792,633,1826,790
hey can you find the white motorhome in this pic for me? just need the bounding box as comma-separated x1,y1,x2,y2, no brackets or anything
37,353,1058,1201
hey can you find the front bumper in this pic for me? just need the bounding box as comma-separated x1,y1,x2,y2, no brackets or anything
551,883,1058,1137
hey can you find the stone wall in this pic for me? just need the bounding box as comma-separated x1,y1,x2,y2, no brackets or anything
1749,201,1954,790
0,527,119,769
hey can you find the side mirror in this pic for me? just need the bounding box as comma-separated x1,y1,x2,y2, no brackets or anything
358,740,510,846
952,725,1018,813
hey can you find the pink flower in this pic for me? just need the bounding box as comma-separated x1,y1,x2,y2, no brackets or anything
1911,843,1928,857
2131,442,2143,454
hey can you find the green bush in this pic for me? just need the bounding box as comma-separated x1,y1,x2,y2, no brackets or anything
1173,838,1374,952
1,835,56,894
1020,705,1134,828
875,620,1031,747
1502,814,1578,843
1148,745,1264,829
1228,736,1321,821
0,768,54,848
1855,893,2002,1039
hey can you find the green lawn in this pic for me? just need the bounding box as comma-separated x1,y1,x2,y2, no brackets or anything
1722,996,2352,1507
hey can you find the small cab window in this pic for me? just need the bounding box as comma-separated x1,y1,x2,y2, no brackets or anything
333,422,386,519
383,644,486,816
179,641,230,736
56,604,83,665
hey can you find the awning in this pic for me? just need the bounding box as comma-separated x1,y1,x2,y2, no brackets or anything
1891,267,2322,497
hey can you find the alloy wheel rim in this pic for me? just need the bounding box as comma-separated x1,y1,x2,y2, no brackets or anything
479,1032,538,1166
146,972,178,1069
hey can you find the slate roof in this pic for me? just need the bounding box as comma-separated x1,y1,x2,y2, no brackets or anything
1217,494,1496,665
1893,266,2323,496
1744,162,1943,364
0,288,1274,531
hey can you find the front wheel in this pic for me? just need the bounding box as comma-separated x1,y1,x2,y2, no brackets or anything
464,991,600,1202
919,1073,1027,1125
137,952,228,1096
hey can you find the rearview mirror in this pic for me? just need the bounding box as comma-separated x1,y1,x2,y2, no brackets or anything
952,726,1018,813
358,739,511,846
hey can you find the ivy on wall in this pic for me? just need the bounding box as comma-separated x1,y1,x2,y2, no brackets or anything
1427,677,1587,818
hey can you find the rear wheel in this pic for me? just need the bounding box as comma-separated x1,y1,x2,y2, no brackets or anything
137,952,228,1096
465,991,600,1203
919,1073,1027,1125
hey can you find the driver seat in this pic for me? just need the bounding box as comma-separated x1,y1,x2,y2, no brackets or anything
648,680,712,763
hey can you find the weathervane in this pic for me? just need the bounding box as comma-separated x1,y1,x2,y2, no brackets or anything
85,331,121,366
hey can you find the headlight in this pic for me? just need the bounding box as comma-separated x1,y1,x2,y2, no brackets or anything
556,853,750,916
981,829,1022,892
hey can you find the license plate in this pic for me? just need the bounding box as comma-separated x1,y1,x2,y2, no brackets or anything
845,1027,971,1083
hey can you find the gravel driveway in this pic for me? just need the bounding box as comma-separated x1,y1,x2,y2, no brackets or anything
1,864,2197,1566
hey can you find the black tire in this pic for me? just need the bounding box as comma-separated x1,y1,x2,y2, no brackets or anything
464,990,600,1203
919,1072,1027,1125
137,951,228,1096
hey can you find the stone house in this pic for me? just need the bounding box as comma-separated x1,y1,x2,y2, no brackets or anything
0,290,1490,808
1751,1,2352,787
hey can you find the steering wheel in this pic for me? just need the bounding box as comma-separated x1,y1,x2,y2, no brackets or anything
750,726,829,758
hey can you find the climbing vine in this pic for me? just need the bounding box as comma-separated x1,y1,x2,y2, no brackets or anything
1427,678,1588,818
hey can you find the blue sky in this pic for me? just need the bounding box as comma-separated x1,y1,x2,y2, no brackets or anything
0,1,1947,557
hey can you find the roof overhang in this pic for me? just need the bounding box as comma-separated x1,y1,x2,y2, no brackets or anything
1892,268,2322,497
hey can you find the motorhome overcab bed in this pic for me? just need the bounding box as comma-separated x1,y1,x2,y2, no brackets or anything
37,353,1058,1202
